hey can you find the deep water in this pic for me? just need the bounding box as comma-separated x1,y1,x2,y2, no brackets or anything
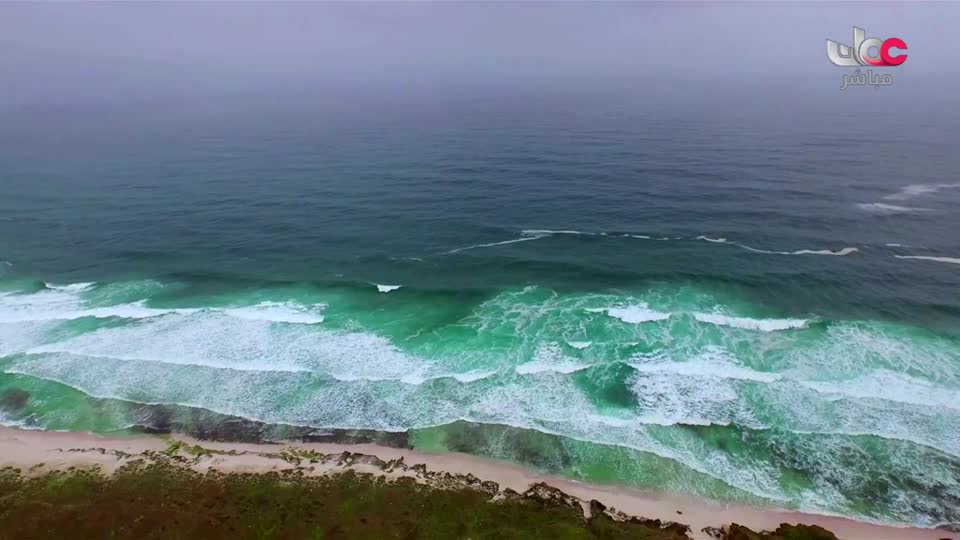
1,94,959,528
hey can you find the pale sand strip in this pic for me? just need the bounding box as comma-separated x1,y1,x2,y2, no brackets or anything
0,427,952,540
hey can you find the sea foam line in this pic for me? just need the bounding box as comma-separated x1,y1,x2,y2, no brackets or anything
0,299,325,325
894,255,960,265
736,244,858,256
444,235,548,254
444,230,864,258
520,229,595,236
856,203,932,214
15,349,498,386
884,182,960,201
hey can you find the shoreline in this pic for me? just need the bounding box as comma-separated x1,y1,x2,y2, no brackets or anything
0,426,951,540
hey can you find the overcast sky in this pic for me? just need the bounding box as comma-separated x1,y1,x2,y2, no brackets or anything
1,2,956,110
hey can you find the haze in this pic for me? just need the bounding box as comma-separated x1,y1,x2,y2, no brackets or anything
1,2,957,115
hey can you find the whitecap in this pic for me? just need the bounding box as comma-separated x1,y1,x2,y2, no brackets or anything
444,235,547,254
566,340,592,350
884,182,960,201
696,235,727,243
856,203,932,214
520,229,593,236
375,284,403,293
737,244,858,256
450,369,498,383
894,255,960,265
516,359,592,375
603,304,671,324
44,282,96,293
693,312,809,332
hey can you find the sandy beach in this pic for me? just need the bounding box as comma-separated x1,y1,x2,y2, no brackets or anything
0,426,951,540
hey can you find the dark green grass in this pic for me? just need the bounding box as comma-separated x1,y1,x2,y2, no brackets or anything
0,462,691,540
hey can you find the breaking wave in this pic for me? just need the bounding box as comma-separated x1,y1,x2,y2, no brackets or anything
692,312,810,332
2,277,960,527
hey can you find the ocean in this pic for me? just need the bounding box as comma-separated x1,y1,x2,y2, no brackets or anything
1,94,958,528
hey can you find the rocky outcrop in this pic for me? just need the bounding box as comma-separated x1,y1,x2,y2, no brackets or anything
723,523,839,540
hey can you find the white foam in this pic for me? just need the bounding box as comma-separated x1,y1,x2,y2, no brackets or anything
856,203,932,214
516,343,593,375
894,255,960,265
0,321,51,357
566,340,592,350
696,235,727,243
0,298,325,325
444,235,547,254
0,287,120,323
885,243,904,247
222,301,325,324
521,229,593,236
82,303,201,320
884,182,960,201
602,304,671,324
0,285,324,325
45,282,96,293
738,244,858,256
693,312,809,332
628,350,752,427
375,284,402,293
799,370,960,410
791,247,858,256
450,370,498,383
16,310,505,386
629,350,781,384
516,360,592,375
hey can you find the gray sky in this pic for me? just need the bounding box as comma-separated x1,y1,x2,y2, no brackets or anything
1,2,956,109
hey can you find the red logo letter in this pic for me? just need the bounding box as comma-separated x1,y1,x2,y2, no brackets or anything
880,38,908,66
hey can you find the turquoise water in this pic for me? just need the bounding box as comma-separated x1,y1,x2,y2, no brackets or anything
1,98,959,528
1,277,958,526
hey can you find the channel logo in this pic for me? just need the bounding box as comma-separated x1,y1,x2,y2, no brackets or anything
827,27,907,67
